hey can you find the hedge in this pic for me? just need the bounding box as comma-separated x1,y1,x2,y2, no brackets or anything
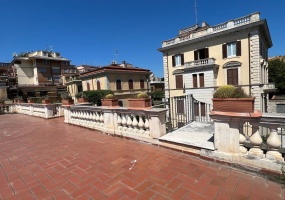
83,90,113,106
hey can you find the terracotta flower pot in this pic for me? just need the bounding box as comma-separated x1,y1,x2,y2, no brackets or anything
28,100,35,103
62,99,74,105
128,98,151,108
101,99,118,107
78,98,89,103
212,98,255,113
42,99,51,104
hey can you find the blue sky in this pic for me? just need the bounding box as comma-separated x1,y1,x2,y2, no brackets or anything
1,0,284,77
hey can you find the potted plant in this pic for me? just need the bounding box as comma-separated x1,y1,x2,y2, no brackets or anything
61,91,74,105
212,85,255,113
76,92,89,103
17,96,24,103
27,97,36,103
101,93,118,107
128,92,151,108
41,95,51,104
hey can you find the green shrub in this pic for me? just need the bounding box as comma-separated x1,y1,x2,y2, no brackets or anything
75,92,82,99
137,92,149,98
60,91,72,100
150,91,165,100
83,90,113,106
213,85,250,98
104,94,115,99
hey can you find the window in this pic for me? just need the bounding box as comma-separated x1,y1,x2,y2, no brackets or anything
40,91,48,97
227,68,238,85
62,61,68,65
52,67,61,74
116,80,122,90
87,81,90,91
97,81,101,90
38,67,47,73
192,74,197,88
140,79,144,89
175,75,183,89
128,79,133,90
222,41,241,58
172,54,184,67
43,60,50,65
177,99,184,114
199,73,204,87
53,75,61,81
78,85,82,93
194,48,209,60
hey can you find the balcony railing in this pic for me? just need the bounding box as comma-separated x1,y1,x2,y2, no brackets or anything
63,106,167,140
184,58,216,68
162,12,260,48
263,83,276,92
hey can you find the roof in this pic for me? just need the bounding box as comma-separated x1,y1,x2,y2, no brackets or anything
80,64,151,78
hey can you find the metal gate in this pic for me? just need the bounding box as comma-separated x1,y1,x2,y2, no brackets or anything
167,94,212,132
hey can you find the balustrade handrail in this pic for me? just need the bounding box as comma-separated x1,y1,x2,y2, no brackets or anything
162,12,260,48
184,58,216,68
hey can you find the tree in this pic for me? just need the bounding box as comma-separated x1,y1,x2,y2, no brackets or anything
268,58,285,94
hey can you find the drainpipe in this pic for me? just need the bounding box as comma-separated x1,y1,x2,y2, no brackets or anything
248,33,251,96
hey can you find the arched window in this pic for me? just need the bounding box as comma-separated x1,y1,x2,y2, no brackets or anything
97,80,101,90
116,79,122,90
87,81,90,91
140,79,144,89
128,79,133,90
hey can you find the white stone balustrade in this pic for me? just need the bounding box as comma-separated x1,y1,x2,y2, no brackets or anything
63,106,167,140
4,103,64,119
184,58,216,68
210,112,285,162
162,12,260,47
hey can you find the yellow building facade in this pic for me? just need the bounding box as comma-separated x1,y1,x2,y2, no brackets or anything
159,12,273,112
80,63,151,106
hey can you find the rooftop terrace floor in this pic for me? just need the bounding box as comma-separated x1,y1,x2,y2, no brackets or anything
0,114,284,199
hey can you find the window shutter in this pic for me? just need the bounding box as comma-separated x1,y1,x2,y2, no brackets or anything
236,41,241,56
201,103,206,116
193,74,197,88
176,75,183,89
181,54,184,65
140,79,144,89
227,68,238,85
177,99,184,114
172,56,176,67
199,73,204,87
194,51,198,60
222,44,227,58
204,48,209,59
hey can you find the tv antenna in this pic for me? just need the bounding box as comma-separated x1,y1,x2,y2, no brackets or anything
194,0,198,24
114,49,118,63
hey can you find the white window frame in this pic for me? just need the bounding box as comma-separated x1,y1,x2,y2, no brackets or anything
175,55,181,66
227,42,236,57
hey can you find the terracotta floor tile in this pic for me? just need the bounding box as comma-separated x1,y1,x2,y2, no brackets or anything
0,114,284,200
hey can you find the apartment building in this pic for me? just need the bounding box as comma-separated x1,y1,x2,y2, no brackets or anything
158,12,273,112
9,50,76,99
80,61,151,106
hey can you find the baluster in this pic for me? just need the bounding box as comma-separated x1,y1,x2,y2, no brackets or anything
239,132,247,154
91,112,96,128
144,117,150,136
117,114,122,132
126,114,133,132
121,114,127,131
266,126,283,161
248,122,264,158
95,111,100,127
138,115,145,134
99,112,104,127
131,114,139,134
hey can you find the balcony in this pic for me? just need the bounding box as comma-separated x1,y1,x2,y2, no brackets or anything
161,12,260,48
65,76,81,84
184,58,216,68
263,83,276,93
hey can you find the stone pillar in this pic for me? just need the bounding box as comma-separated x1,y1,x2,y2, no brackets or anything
145,108,167,139
248,121,264,158
103,108,116,134
63,106,71,123
211,115,241,153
